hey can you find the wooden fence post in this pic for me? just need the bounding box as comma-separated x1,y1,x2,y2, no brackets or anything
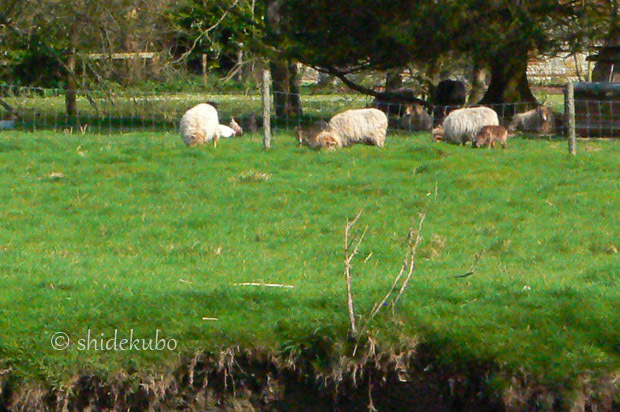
566,81,577,156
262,67,272,149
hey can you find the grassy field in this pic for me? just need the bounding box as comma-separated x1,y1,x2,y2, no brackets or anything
0,128,617,398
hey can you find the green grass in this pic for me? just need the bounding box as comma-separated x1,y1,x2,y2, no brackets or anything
0,129,617,392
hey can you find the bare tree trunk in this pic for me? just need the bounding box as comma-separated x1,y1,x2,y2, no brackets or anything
469,61,487,104
65,48,78,126
287,61,302,116
479,44,537,108
236,47,244,81
265,0,302,119
201,53,208,84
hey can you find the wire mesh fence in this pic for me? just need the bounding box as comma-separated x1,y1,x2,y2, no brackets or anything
0,84,262,134
573,99,620,138
1,83,619,139
269,94,554,136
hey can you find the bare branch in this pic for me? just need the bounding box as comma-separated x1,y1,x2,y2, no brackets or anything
393,214,426,307
344,208,367,335
367,213,425,321
171,0,242,65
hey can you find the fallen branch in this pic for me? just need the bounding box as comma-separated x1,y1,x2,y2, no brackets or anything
349,211,428,356
233,282,294,289
367,213,425,321
393,214,426,308
344,208,367,335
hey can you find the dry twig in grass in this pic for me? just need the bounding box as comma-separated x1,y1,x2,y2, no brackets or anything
343,210,427,342
344,209,368,335
367,213,425,321
233,282,294,289
346,212,427,356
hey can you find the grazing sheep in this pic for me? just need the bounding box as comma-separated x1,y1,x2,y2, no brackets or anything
180,103,220,147
433,106,499,145
295,120,329,146
310,108,388,150
230,118,244,136
508,106,554,135
400,103,432,131
217,118,244,139
473,125,508,149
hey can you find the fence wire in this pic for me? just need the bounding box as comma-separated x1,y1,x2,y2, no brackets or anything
1,84,619,139
574,99,620,138
0,84,262,135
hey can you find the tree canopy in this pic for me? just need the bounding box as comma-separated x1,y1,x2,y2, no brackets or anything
255,0,609,104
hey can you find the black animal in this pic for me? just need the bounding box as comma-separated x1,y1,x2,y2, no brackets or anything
432,79,467,125
370,87,429,118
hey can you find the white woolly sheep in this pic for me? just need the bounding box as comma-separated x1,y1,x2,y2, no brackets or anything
217,118,244,139
433,107,499,145
180,103,220,147
508,106,554,135
311,108,388,150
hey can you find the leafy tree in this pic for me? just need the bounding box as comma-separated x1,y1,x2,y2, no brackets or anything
259,0,603,105
166,0,255,74
2,0,173,119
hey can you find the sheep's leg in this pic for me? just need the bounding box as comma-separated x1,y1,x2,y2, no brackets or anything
213,136,218,148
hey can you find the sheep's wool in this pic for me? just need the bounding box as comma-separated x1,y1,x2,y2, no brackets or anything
217,124,237,138
180,103,219,146
442,107,499,144
317,108,388,148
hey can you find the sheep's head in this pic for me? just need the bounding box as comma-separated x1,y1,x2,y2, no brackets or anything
294,126,305,145
473,132,488,148
311,130,341,150
230,118,244,136
537,106,554,123
296,121,329,147
431,126,444,142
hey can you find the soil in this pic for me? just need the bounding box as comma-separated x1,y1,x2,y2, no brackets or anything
0,344,617,411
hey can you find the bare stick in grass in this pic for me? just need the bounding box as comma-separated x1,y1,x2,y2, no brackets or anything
392,214,426,308
352,213,426,355
344,209,368,335
234,282,294,289
366,213,425,321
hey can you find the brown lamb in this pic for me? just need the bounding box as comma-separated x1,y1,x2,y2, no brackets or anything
474,125,508,149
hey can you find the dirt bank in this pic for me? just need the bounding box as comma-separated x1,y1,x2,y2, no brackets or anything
1,343,617,411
